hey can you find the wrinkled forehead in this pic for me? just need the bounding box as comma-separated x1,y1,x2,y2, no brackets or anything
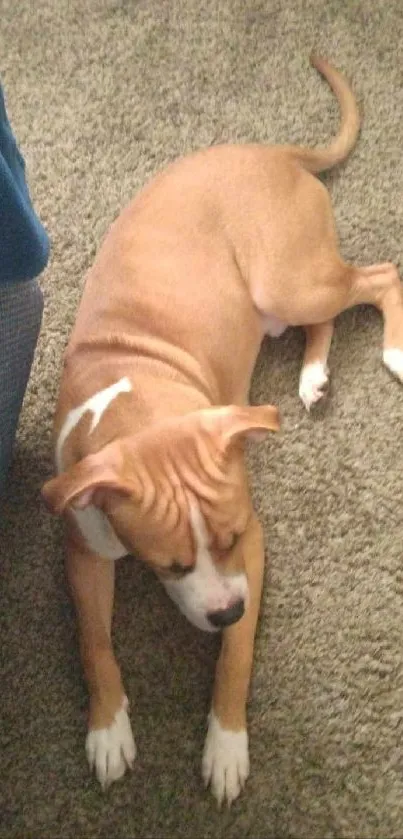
150,502,209,561
139,498,240,565
189,498,250,552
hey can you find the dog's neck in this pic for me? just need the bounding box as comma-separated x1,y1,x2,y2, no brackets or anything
66,331,219,402
58,334,217,471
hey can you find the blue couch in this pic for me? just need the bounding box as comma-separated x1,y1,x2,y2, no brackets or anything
0,85,49,490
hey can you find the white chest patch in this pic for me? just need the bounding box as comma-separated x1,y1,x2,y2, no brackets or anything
56,376,132,560
72,505,128,561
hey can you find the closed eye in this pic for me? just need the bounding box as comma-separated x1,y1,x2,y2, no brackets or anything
169,561,194,578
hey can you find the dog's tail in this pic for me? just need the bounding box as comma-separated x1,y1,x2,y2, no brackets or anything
291,54,361,174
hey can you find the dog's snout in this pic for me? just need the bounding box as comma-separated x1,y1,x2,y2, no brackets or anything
207,598,245,629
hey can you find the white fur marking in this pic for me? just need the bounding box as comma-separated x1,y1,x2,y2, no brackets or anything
73,506,127,560
86,697,136,790
161,503,248,633
299,361,329,411
383,349,403,382
56,376,132,473
55,377,132,560
202,711,249,807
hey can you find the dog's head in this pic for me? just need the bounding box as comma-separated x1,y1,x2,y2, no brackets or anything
42,404,279,632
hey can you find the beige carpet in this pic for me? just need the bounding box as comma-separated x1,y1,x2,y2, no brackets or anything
1,0,403,836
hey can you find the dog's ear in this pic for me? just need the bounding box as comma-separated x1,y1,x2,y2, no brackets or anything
200,404,280,450
42,444,136,515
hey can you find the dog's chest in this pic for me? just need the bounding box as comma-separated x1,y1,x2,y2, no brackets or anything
72,506,127,560
57,376,132,560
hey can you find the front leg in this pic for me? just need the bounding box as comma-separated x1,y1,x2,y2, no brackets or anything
66,533,136,788
202,516,265,806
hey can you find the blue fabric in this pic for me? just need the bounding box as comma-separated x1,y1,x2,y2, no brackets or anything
0,85,49,283
0,85,49,488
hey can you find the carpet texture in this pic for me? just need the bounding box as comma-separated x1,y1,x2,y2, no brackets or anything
1,1,403,836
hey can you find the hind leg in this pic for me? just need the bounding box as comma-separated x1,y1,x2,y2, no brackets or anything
299,320,334,410
349,262,403,381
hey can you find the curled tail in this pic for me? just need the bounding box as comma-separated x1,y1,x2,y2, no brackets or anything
292,54,361,174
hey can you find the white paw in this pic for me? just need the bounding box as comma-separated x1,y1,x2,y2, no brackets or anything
383,348,403,382
299,361,329,411
86,696,136,789
202,712,249,807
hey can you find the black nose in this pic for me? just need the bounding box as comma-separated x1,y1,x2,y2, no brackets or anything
207,598,245,629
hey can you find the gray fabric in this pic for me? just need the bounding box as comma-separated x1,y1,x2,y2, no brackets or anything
0,279,43,489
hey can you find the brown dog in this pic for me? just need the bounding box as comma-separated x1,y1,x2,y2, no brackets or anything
43,55,403,806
